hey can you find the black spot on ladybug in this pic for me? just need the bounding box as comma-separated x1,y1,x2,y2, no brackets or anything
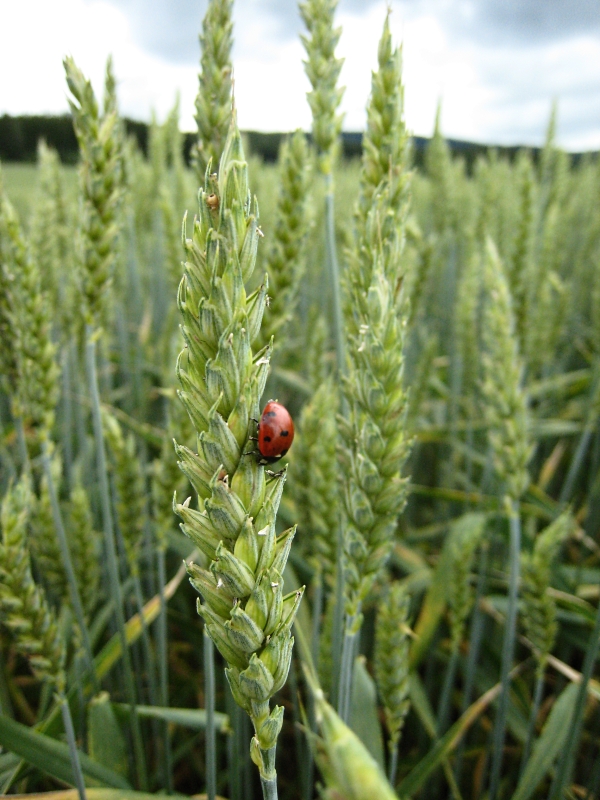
265,410,277,417
280,430,289,437
264,435,272,442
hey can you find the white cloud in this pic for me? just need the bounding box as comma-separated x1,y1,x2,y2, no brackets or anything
0,0,598,150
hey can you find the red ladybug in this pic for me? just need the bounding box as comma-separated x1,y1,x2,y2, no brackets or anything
257,400,295,463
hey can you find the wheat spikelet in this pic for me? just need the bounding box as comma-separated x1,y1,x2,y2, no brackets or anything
290,380,339,587
174,118,303,783
65,55,123,334
300,0,344,174
257,130,312,351
521,511,573,673
0,478,65,692
374,582,411,754
193,0,233,182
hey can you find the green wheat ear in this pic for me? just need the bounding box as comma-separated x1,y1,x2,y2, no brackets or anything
67,478,101,622
290,379,339,588
102,410,147,578
31,140,74,332
193,0,234,183
340,14,412,624
355,11,409,238
257,130,312,353
29,453,67,602
64,55,123,336
375,582,411,765
480,237,532,501
0,173,59,444
522,511,573,672
447,513,487,648
174,115,303,787
300,0,345,174
0,477,65,693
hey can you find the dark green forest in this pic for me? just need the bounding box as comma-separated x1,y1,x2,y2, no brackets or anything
0,113,580,170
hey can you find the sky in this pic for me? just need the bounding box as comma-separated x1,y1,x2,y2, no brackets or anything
1,0,599,151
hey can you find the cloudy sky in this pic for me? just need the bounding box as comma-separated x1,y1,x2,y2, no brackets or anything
1,0,599,151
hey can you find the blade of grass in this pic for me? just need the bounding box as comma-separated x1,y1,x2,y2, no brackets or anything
60,693,88,800
549,588,600,799
0,713,131,789
512,681,578,800
156,545,173,792
397,662,527,798
112,703,229,731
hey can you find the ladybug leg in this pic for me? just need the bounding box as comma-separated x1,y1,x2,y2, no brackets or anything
265,467,286,479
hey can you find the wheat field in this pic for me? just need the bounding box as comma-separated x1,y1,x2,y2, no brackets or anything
1,2,600,800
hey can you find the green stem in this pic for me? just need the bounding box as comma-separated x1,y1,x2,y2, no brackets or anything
226,687,243,800
61,345,74,492
519,668,544,776
305,573,323,800
59,692,87,800
454,531,490,787
259,746,278,800
289,659,309,800
72,343,88,464
337,614,359,724
324,173,344,374
85,329,148,790
132,572,159,707
437,644,459,736
549,586,600,800
331,527,345,701
41,439,98,693
559,424,594,504
388,740,399,786
157,546,173,792
204,628,216,800
311,573,323,665
488,502,521,800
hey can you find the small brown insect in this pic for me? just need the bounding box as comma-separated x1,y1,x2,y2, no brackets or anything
206,193,219,210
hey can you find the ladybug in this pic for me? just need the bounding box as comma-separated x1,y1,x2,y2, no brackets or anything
257,400,295,463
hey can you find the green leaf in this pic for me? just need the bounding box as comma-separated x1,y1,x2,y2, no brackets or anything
410,517,461,668
408,672,437,738
397,668,511,797
2,559,194,790
0,713,131,788
88,693,128,777
349,655,385,770
512,681,578,800
112,703,230,732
